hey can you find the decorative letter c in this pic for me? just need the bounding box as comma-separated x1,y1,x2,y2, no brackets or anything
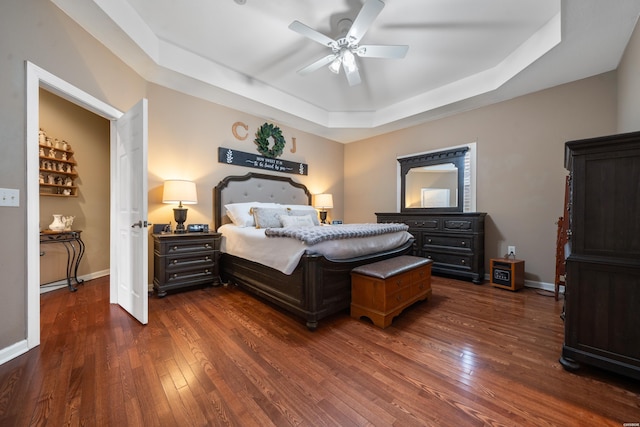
232,122,249,140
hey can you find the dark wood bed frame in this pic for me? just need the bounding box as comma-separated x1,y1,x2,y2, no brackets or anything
214,172,413,330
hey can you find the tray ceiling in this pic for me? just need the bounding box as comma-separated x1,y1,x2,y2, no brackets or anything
50,0,640,142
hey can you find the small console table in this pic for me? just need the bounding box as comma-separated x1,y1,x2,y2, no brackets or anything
40,230,85,292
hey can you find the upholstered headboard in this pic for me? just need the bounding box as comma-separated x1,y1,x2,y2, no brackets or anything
214,172,312,230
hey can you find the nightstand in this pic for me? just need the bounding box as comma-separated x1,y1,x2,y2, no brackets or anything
153,232,221,297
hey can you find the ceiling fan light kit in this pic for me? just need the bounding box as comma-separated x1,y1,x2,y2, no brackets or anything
289,0,408,86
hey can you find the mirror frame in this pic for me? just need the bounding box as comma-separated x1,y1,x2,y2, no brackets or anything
399,146,469,213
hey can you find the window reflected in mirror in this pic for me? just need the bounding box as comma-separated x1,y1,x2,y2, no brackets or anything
398,146,474,213
405,163,458,208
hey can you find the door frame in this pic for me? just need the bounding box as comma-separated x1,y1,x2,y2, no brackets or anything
25,61,126,348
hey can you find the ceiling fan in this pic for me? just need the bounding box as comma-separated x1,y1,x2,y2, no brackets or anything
288,0,409,86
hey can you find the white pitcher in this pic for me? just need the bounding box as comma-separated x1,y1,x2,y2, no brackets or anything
48,214,65,232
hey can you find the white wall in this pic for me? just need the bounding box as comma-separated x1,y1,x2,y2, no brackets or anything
618,18,640,133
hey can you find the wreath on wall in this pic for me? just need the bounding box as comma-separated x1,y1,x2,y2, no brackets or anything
254,123,286,158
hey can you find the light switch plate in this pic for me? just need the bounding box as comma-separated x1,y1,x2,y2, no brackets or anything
0,188,19,207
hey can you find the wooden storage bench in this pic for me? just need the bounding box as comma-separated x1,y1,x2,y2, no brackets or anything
350,255,432,328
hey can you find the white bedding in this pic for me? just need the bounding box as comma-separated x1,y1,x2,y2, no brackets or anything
218,224,413,275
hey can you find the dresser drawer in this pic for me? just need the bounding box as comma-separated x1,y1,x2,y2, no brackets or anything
420,233,472,250
406,219,439,229
377,215,440,229
442,218,475,231
423,251,473,270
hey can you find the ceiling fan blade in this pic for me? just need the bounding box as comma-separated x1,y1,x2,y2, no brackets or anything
344,60,362,86
346,0,385,44
289,21,337,49
356,44,409,59
298,54,338,76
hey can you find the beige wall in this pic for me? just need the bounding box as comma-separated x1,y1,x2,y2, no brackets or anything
0,0,146,350
145,83,344,281
0,0,342,351
1,0,638,357
618,16,640,133
146,83,344,230
345,73,618,284
39,89,110,282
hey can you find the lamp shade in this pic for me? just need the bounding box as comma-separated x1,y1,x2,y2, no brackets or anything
314,193,333,209
162,180,198,205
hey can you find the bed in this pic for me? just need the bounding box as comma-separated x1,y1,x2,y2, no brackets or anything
214,172,414,329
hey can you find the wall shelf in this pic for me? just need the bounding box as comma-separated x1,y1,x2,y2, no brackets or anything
38,137,79,197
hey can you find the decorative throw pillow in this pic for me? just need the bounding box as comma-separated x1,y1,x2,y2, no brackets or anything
286,206,320,226
280,214,315,228
225,202,279,227
252,207,289,229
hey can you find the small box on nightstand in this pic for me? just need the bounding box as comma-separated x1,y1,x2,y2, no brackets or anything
490,258,525,291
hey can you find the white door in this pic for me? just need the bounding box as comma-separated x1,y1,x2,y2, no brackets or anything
113,99,149,324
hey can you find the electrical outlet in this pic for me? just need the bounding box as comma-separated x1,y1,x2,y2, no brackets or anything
508,245,516,256
0,188,19,207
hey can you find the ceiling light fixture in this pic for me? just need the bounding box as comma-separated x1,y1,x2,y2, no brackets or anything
289,0,408,86
328,56,342,74
342,50,357,73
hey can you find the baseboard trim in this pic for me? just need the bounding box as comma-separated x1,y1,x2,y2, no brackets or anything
40,269,110,294
0,340,29,365
524,279,564,295
483,274,564,295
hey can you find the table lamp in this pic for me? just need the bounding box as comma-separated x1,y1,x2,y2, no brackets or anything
314,193,333,224
163,180,198,233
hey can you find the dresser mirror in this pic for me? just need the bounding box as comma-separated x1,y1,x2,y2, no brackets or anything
399,146,472,213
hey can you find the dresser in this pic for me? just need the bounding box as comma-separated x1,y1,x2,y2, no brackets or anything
153,232,221,297
560,131,640,380
376,212,486,284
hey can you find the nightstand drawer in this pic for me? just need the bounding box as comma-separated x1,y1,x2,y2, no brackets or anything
165,267,216,284
155,238,215,254
163,251,215,272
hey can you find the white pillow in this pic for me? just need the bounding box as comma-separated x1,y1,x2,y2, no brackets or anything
252,207,288,229
225,202,279,227
280,214,315,228
284,205,320,226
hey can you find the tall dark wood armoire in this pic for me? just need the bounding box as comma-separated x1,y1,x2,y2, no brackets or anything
560,131,640,380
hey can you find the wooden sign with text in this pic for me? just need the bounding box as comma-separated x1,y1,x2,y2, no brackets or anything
218,147,308,175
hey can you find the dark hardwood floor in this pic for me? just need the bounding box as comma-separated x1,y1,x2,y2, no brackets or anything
1,275,639,426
